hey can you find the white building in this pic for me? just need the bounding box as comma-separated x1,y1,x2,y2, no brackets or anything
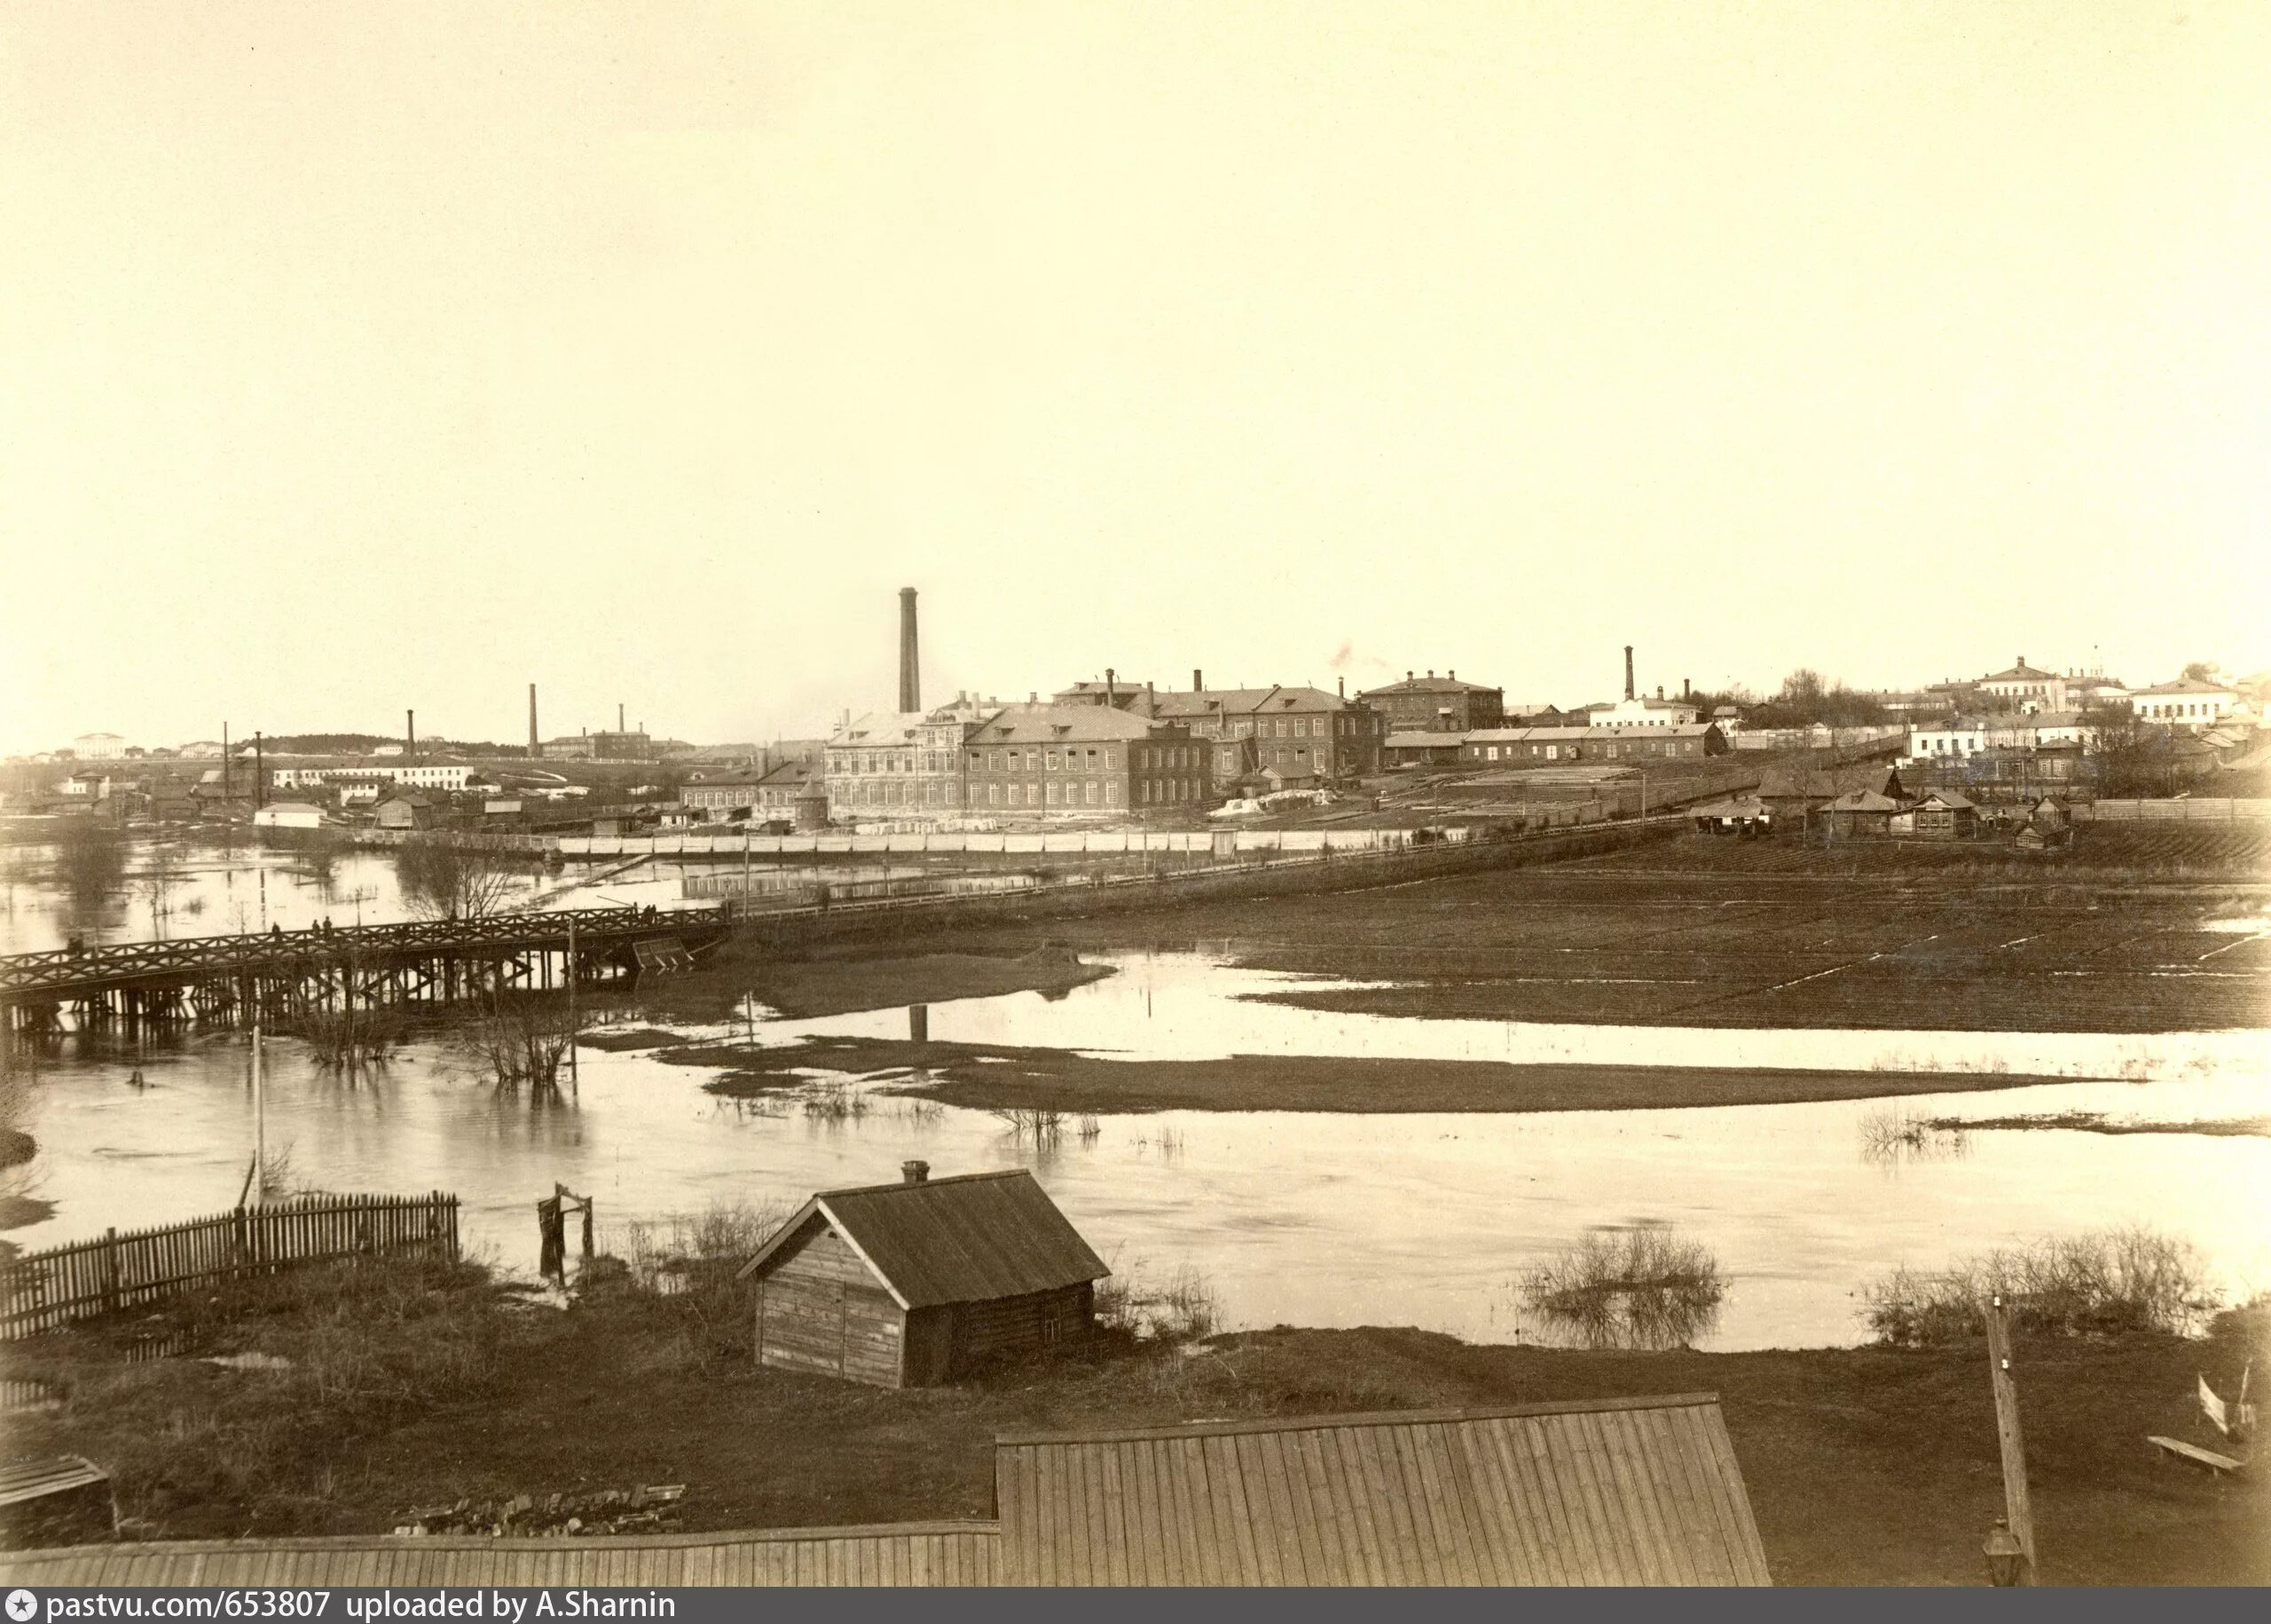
271,765,471,792
1977,659,2069,713
1908,719,1987,759
71,732,130,759
1590,694,1701,729
2129,679,2239,730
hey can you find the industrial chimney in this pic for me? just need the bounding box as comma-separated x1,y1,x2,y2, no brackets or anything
528,684,539,758
617,702,625,733
899,587,921,713
406,709,416,763
1623,647,1635,702
1192,669,1204,693
1105,668,1117,707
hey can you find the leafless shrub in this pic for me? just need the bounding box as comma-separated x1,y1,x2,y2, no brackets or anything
1096,1257,1220,1345
990,1106,1062,1142
1075,1113,1102,1143
1865,1226,2218,1346
801,1081,870,1121
1858,1105,1968,1164
449,992,573,1091
1519,1225,1725,1350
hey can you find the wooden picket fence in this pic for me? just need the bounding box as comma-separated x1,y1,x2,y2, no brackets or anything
0,1192,460,1339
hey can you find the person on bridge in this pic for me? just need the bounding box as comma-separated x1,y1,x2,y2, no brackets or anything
271,923,283,939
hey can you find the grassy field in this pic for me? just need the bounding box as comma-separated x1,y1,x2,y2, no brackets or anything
5,1257,2263,1585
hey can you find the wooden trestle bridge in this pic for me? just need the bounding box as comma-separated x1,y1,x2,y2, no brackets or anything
0,905,737,1032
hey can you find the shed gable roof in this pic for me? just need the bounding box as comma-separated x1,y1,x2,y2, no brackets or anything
738,1170,1107,1308
994,1395,1771,1586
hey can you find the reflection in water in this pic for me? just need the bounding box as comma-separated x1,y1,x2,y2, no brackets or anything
4,951,2269,1349
1858,1104,1971,1168
1518,1222,1726,1350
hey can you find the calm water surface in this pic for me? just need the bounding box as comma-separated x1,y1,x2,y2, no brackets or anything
9,951,2267,1350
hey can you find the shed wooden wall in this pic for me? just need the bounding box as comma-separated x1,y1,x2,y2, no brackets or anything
905,1282,1094,1385
752,1221,906,1387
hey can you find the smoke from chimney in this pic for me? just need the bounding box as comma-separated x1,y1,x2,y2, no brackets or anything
899,588,921,713
1623,646,1635,702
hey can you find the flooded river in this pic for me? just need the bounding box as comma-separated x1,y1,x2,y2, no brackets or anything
8,947,2267,1351
0,835,947,956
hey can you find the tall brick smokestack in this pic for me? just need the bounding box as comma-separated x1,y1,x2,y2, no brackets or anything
898,587,921,713
1623,647,1635,702
528,684,539,757
407,709,416,762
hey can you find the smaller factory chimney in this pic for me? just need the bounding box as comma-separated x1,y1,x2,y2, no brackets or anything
1192,669,1204,693
617,702,625,733
528,684,539,757
1105,668,1117,706
406,709,416,763
899,587,922,713
1623,647,1635,702
1683,678,1691,699
1337,677,1345,697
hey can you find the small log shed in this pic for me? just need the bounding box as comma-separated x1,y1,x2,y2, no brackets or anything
736,1163,1109,1389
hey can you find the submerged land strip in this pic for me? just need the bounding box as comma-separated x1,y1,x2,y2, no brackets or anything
673,1035,2099,1116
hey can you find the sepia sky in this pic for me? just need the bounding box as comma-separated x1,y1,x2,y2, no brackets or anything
3,2,2267,752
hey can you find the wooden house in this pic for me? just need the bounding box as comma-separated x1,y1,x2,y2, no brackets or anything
373,791,435,831
1686,793,1770,835
1756,760,1905,828
737,1164,1109,1389
1821,788,1899,837
1911,790,1977,840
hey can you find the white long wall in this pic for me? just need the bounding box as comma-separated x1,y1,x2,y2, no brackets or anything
558,826,1469,859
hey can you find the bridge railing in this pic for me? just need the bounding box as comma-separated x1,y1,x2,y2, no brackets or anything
0,904,733,999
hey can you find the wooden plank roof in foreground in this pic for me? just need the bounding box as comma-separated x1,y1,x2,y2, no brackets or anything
4,1520,1002,1588
992,1394,1772,1587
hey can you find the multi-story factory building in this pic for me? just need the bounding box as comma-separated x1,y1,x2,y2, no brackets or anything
963,706,1208,816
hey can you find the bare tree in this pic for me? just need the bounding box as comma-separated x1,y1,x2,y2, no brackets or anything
396,837,528,921
452,991,575,1091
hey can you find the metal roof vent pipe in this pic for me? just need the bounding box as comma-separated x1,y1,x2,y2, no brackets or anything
902,1159,930,1185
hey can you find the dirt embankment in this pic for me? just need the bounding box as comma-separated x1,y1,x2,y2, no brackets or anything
11,1269,2265,1586
672,1035,2086,1115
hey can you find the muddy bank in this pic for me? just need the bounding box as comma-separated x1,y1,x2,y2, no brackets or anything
672,1036,2091,1114
1927,1110,2271,1139
9,1263,2264,1583
629,836,2270,1034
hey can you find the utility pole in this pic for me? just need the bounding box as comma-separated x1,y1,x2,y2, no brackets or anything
1984,1294,2039,1583
250,1024,266,1208
565,915,579,1092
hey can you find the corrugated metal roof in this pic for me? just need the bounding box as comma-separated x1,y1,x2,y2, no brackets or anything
993,1396,1771,1587
4,1521,1000,1587
0,1455,107,1507
1384,732,1467,749
739,1170,1108,1309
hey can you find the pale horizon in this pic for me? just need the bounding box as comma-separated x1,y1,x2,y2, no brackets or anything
4,2,2267,754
